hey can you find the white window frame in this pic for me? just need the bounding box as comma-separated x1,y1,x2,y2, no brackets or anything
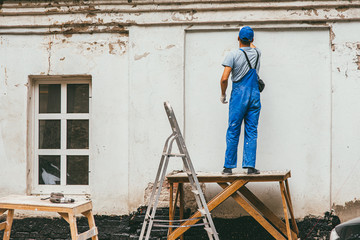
28,75,92,195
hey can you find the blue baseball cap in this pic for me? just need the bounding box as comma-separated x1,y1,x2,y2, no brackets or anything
239,26,254,42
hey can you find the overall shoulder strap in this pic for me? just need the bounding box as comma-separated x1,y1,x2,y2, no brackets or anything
254,48,259,70
240,49,252,69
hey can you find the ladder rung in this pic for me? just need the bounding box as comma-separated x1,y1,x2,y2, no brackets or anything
153,222,206,228
153,217,202,223
165,153,186,157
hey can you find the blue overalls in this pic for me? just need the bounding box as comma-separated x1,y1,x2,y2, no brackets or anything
224,49,261,169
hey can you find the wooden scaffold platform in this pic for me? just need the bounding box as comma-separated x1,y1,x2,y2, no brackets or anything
167,170,299,240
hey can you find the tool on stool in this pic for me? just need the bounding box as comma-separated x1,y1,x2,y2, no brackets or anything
41,192,75,203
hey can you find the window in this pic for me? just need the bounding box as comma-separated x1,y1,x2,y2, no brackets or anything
29,76,91,194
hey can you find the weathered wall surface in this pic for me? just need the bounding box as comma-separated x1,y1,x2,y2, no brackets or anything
0,0,360,221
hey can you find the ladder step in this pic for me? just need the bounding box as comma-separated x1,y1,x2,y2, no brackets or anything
165,153,186,157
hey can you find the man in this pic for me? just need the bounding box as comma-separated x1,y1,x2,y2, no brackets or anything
220,26,261,175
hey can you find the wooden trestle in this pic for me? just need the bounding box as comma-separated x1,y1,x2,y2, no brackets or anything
0,195,98,240
166,170,299,240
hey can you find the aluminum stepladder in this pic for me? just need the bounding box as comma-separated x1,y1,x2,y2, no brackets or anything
139,102,219,240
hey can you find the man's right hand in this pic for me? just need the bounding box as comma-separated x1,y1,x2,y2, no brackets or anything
220,94,228,104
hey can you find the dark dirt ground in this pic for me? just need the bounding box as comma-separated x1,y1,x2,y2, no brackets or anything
0,207,341,240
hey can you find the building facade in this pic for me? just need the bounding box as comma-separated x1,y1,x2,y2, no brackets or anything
0,0,360,221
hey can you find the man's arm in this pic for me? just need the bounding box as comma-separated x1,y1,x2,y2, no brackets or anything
220,66,232,104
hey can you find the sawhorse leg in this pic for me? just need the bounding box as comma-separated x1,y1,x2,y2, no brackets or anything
82,210,99,240
168,183,184,240
59,212,78,240
280,180,299,240
1,209,14,240
59,210,98,240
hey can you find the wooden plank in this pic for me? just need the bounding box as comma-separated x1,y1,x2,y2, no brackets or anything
179,183,184,240
280,181,292,240
167,170,291,183
0,196,91,214
239,186,297,239
82,210,98,240
3,209,14,240
219,183,287,240
77,227,98,240
169,182,174,234
0,203,73,213
283,190,297,238
285,179,299,235
167,179,248,240
0,222,6,230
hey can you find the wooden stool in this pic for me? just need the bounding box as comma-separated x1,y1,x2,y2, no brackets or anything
0,195,98,240
167,170,299,240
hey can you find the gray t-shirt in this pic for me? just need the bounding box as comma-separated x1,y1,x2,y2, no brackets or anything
222,47,261,82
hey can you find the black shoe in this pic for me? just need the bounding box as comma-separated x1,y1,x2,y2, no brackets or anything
247,168,260,174
222,168,232,175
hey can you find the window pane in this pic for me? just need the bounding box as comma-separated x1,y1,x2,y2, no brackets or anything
39,155,60,185
39,120,61,149
39,84,61,113
67,120,89,149
67,155,89,185
67,84,89,113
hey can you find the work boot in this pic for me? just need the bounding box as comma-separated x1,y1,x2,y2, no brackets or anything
247,168,260,174
222,168,232,175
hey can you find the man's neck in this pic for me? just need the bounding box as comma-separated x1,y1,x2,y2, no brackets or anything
239,43,251,48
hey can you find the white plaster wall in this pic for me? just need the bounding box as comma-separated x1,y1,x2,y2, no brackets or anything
331,22,360,220
0,1,360,219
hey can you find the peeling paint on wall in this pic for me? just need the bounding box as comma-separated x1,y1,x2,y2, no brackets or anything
333,199,360,222
134,52,149,61
143,179,204,213
46,39,53,74
357,44,360,70
304,8,319,17
166,44,175,49
171,10,198,22
335,6,350,13
330,26,336,52
0,65,8,95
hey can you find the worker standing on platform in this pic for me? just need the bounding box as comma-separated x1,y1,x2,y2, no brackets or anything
220,26,261,175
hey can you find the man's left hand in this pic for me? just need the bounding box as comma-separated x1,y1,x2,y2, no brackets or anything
220,94,228,104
